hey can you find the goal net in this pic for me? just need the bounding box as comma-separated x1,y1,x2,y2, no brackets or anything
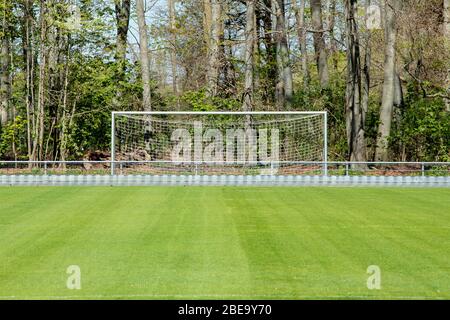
111,112,327,175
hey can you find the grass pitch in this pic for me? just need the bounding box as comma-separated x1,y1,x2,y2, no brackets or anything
0,187,449,300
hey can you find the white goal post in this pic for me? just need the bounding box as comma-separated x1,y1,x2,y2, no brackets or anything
111,111,328,176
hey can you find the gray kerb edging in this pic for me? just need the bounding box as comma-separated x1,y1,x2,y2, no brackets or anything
0,175,449,187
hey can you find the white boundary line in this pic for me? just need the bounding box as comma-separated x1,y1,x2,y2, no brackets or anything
0,293,448,300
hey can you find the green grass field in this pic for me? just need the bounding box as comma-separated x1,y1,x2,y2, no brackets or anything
0,187,449,300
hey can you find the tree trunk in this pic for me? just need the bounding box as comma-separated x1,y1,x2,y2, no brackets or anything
243,0,256,113
22,0,35,161
328,0,338,71
0,1,11,126
115,0,131,69
203,0,212,54
261,0,276,104
35,0,49,161
273,0,293,109
223,18,237,96
113,0,131,111
47,21,65,161
345,0,366,162
60,47,71,166
445,0,450,37
292,0,310,87
311,0,329,88
375,0,399,161
444,0,450,111
253,4,260,95
362,0,371,149
136,0,151,111
206,0,222,97
168,0,178,95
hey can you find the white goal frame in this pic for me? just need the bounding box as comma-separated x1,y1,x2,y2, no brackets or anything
111,111,328,176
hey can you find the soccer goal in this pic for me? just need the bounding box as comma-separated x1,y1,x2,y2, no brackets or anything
111,111,328,176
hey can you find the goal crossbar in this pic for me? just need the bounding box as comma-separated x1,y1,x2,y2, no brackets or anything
112,111,327,115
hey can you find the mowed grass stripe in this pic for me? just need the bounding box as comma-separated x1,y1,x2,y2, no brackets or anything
0,188,166,294
0,187,449,299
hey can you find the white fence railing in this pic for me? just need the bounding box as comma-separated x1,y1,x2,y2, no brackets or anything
0,161,449,177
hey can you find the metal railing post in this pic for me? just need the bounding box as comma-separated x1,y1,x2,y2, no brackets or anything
111,112,115,176
324,112,328,177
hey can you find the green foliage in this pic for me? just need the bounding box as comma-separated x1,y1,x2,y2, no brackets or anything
179,90,241,111
62,56,144,158
390,87,450,162
0,116,27,159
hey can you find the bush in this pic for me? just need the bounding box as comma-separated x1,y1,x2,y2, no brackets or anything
0,116,27,160
390,88,450,162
